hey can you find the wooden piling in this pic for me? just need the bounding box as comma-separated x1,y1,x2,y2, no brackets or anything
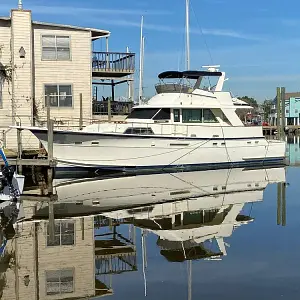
108,81,113,123
48,199,55,243
277,182,282,225
47,116,55,243
46,95,50,127
276,87,281,139
16,122,22,174
281,87,286,139
79,93,83,130
281,182,286,226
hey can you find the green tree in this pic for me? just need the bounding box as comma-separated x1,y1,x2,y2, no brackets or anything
262,99,273,122
237,96,258,108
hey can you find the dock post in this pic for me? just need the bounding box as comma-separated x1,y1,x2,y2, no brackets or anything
281,87,286,140
47,117,54,196
277,182,282,225
16,122,22,174
47,117,55,243
276,87,281,139
79,93,83,130
281,182,286,226
48,198,55,243
108,81,113,123
46,95,50,126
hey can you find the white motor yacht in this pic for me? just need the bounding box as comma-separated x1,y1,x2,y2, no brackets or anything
16,67,286,173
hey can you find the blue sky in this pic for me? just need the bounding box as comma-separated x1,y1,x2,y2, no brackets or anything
1,0,300,101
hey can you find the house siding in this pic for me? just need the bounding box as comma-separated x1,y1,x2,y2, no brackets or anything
33,26,92,127
0,10,94,150
0,20,12,129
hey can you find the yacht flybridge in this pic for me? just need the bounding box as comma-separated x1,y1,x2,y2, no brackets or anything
14,66,286,173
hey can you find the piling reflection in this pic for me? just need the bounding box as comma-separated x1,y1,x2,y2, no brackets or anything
0,166,287,299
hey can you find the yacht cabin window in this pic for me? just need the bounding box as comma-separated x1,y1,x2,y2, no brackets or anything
182,109,202,123
173,109,180,122
182,109,218,123
203,109,218,123
127,108,159,119
124,127,154,135
153,108,171,120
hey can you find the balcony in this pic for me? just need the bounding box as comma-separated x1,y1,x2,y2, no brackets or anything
92,51,135,78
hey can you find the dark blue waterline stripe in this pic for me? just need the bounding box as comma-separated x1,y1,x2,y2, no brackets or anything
30,128,266,141
55,158,286,174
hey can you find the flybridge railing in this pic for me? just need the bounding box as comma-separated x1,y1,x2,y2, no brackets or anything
92,52,135,73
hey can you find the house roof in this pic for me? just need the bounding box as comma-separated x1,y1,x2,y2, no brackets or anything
33,21,110,38
284,92,300,100
0,16,110,39
273,92,300,104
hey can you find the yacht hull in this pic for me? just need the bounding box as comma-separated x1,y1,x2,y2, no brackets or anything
29,129,286,173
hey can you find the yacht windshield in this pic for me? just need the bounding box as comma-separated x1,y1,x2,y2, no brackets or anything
127,108,160,119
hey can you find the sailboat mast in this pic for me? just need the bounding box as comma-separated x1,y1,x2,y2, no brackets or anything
185,0,190,70
138,16,144,105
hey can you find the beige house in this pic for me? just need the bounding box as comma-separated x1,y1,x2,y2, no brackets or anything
0,5,135,151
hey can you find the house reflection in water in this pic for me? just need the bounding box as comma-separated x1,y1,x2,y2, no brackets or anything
1,209,137,300
286,135,300,166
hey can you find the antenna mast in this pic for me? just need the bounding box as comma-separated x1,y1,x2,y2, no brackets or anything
185,0,190,70
18,0,23,10
138,16,144,105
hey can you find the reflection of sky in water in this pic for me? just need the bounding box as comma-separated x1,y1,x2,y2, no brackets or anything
93,167,300,300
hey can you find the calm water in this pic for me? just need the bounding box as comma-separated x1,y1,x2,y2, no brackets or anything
1,138,300,299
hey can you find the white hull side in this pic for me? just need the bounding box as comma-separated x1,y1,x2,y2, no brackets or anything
41,137,285,170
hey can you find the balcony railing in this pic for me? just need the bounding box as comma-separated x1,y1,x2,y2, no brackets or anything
92,52,135,77
92,100,133,116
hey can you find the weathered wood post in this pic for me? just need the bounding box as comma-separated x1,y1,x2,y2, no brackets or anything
281,87,286,139
277,182,282,225
108,80,114,123
47,119,54,191
79,93,83,130
276,87,281,139
16,122,22,174
48,197,55,243
281,182,286,226
47,117,55,243
46,95,50,129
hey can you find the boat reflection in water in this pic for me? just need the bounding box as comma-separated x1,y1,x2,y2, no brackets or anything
99,166,286,262
0,166,286,300
51,166,286,213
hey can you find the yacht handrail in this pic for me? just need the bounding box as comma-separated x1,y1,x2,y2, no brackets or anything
88,121,264,138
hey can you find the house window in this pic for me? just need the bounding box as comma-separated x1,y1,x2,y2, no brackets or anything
173,109,180,122
47,220,75,246
182,109,203,123
45,85,73,107
286,110,289,114
42,35,71,60
46,269,74,295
